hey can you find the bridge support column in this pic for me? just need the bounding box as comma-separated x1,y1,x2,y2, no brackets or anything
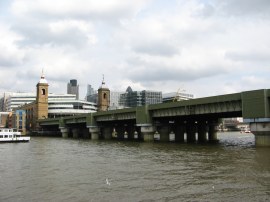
134,131,139,140
59,127,69,138
198,121,207,143
141,125,156,142
72,128,79,138
175,123,185,142
89,127,100,140
186,121,196,143
250,122,270,147
103,127,112,140
124,131,128,139
208,121,219,143
112,128,118,139
159,126,169,142
82,128,90,138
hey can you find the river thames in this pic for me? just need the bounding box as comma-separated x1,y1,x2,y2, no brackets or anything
0,132,269,202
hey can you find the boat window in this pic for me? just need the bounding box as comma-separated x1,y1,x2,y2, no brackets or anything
4,135,8,138
9,135,12,138
16,135,21,138
0,135,3,138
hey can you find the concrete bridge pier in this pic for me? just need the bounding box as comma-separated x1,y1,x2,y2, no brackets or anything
88,127,100,140
82,128,90,138
59,127,69,138
208,120,219,143
103,127,112,140
116,126,125,139
197,121,207,143
186,121,196,143
250,121,270,146
112,128,118,139
175,122,185,142
159,126,170,142
72,128,79,138
124,131,128,139
141,125,156,142
134,131,139,140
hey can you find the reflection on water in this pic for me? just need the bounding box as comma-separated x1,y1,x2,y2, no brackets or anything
0,132,269,202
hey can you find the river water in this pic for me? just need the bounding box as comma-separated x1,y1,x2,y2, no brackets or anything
0,132,269,202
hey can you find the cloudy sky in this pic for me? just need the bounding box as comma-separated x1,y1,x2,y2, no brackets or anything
0,0,269,99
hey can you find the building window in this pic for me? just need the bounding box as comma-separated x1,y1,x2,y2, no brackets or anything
42,89,46,95
103,93,107,99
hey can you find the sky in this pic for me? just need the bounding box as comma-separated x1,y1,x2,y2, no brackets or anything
0,0,269,99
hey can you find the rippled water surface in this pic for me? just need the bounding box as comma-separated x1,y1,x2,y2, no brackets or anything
0,132,269,202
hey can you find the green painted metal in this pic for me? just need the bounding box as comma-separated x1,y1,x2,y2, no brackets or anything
86,113,97,127
136,105,152,125
38,89,270,128
242,89,270,118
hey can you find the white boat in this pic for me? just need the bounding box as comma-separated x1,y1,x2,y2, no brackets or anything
0,128,30,143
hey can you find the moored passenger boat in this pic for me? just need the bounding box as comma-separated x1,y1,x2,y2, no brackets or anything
0,128,30,143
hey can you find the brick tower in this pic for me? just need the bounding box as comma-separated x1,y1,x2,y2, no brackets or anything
98,75,110,111
36,71,49,119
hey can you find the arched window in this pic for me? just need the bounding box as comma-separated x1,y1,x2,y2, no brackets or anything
103,93,107,99
42,89,46,95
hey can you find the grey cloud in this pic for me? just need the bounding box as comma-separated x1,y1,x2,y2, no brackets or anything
0,56,21,67
133,42,179,57
12,23,89,47
125,58,225,84
214,0,270,17
225,51,270,63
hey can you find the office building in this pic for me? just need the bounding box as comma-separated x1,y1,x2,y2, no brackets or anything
119,86,162,108
67,79,79,99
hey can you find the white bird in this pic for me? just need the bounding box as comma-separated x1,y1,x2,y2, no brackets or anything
106,178,111,186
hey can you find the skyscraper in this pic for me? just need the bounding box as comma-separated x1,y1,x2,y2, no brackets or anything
67,79,79,99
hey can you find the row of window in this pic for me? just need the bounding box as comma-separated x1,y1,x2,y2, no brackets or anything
0,135,22,138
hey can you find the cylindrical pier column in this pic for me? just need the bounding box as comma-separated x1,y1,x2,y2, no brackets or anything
103,127,112,140
159,126,169,142
208,120,219,143
82,128,90,138
112,128,117,139
250,122,270,147
124,131,128,139
134,131,139,140
198,121,207,143
141,125,156,142
186,121,196,143
175,122,185,142
60,127,69,138
72,128,79,138
89,127,100,140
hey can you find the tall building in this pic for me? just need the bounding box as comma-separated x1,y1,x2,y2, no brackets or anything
86,84,97,103
67,79,79,99
86,84,95,97
119,86,162,108
109,91,124,110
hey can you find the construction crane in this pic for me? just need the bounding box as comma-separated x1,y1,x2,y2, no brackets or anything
173,88,185,102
